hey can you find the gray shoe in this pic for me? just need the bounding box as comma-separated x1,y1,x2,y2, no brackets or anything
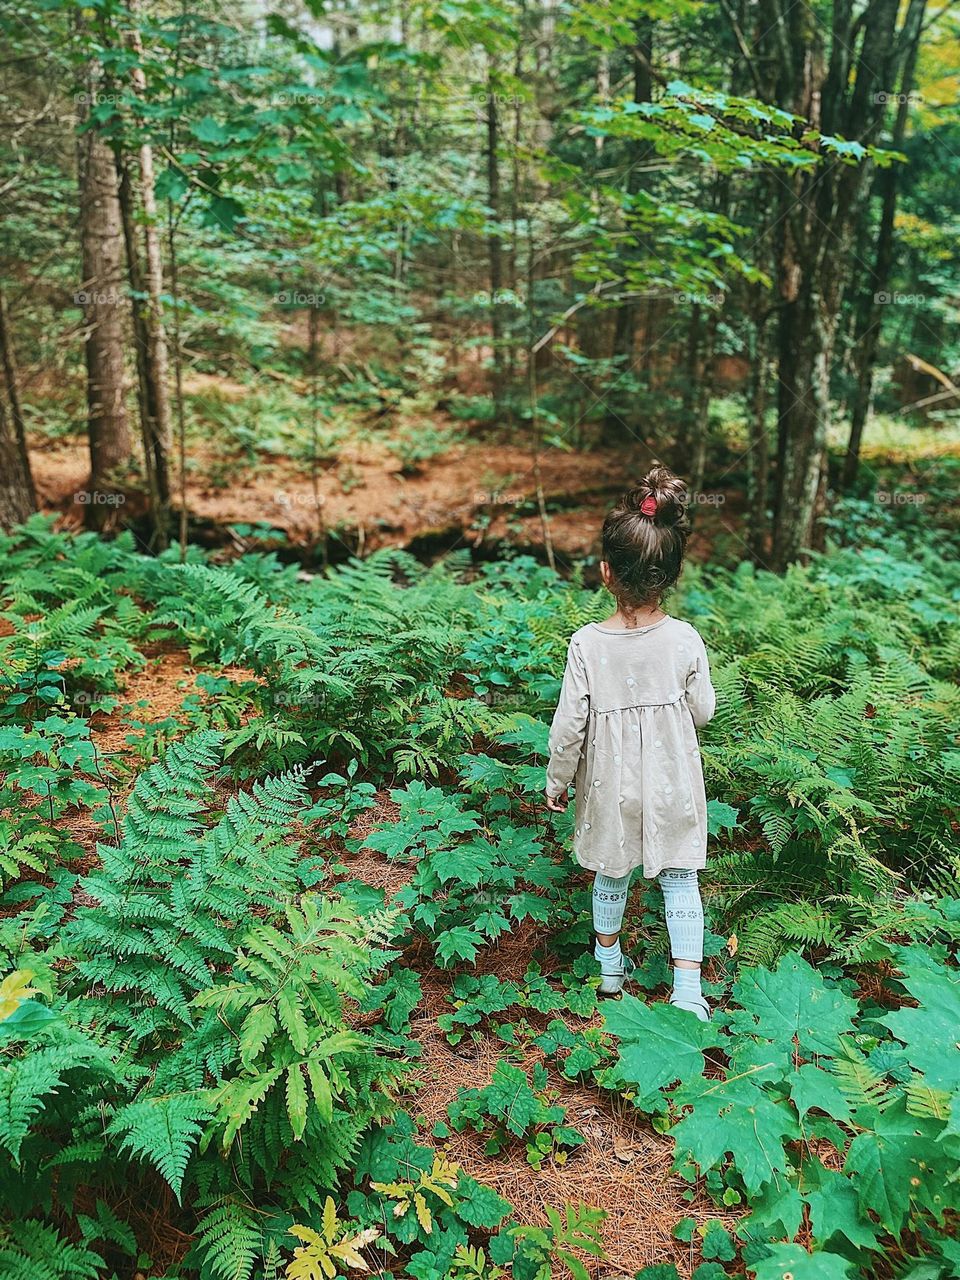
669,992,711,1021
597,954,636,997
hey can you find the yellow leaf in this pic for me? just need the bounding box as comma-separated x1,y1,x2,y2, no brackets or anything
289,1226,323,1247
727,933,738,957
414,1191,432,1235
0,970,38,1022
322,1197,337,1241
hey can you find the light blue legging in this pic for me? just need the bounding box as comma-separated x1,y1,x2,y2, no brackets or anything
593,868,703,963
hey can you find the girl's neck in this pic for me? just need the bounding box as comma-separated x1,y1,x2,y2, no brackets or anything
604,602,667,630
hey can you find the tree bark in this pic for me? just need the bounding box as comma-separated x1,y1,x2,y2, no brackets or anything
762,0,904,567
487,55,506,422
78,64,131,527
603,17,653,441
122,0,171,544
745,298,772,564
842,0,927,489
0,284,36,529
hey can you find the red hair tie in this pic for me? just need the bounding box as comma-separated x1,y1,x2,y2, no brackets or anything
639,496,658,518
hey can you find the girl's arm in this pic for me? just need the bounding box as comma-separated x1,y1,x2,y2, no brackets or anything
685,632,717,728
545,640,590,802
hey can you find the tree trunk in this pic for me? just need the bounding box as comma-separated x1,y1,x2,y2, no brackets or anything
122,0,171,544
603,17,653,441
763,0,904,567
0,284,36,529
745,300,771,564
487,55,506,422
78,68,131,527
843,0,927,490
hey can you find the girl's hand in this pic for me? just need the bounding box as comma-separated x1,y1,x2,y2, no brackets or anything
545,789,569,812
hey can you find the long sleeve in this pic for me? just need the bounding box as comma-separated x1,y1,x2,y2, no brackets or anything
545,639,591,797
685,632,716,729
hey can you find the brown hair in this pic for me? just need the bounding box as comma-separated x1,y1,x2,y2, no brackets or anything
601,466,690,609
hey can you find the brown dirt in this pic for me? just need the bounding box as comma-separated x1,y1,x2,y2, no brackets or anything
28,430,731,564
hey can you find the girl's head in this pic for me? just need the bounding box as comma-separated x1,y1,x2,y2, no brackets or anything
601,466,690,610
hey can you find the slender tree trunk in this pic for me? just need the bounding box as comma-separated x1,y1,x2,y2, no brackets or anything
762,0,903,567
124,0,171,543
487,55,506,422
843,0,926,489
117,156,162,527
0,284,36,528
78,69,130,526
745,300,771,564
604,17,653,441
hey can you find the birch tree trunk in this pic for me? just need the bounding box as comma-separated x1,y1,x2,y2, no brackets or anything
78,60,131,526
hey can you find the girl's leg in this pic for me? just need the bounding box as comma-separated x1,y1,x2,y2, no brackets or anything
658,868,708,1019
593,871,633,986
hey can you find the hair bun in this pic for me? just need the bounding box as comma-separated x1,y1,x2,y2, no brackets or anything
622,466,688,529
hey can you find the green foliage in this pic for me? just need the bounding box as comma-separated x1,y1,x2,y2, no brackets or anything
606,938,960,1275
448,1061,584,1170
1,516,959,1276
0,734,401,1278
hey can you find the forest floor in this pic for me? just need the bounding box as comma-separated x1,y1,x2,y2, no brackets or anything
69,643,734,1278
27,427,746,568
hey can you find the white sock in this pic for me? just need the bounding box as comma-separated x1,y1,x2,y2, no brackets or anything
595,939,623,975
672,966,702,1003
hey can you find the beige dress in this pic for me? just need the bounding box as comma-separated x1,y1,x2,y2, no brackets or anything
545,617,716,880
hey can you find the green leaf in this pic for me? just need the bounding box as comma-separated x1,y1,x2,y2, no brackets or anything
604,995,722,1100
435,927,483,966
285,1065,308,1140
802,1166,881,1251
109,1096,211,1201
707,799,740,834
454,1175,512,1229
843,1100,948,1234
790,1064,852,1124
882,963,960,1091
191,115,230,144
748,1244,854,1280
729,953,858,1057
701,1221,735,1261
672,1074,800,1196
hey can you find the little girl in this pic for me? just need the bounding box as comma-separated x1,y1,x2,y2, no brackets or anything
544,467,716,1019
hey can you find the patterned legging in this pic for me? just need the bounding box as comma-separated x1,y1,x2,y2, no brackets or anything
592,867,704,962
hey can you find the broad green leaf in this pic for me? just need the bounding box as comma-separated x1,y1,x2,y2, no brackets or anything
748,1244,854,1280
435,927,482,966
843,1101,944,1233
882,963,960,1091
802,1166,881,1251
603,995,721,1100
672,1074,799,1196
729,953,857,1056
790,1064,852,1124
